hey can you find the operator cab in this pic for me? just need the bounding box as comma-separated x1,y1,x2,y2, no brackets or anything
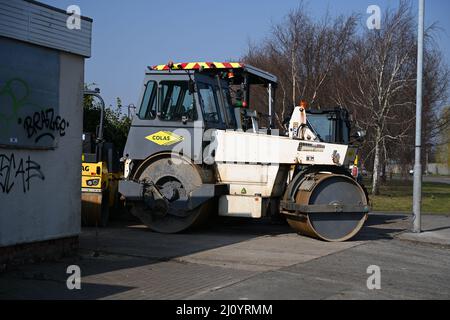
136,62,276,130
125,62,277,163
306,108,352,145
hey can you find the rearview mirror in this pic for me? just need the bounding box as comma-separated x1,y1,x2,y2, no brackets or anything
357,130,366,139
351,130,366,142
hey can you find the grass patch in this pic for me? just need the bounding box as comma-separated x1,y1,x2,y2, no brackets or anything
363,179,450,214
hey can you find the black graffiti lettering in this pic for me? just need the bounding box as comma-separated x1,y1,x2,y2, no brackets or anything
43,108,55,131
26,158,45,191
41,109,50,129
47,109,55,130
24,116,36,138
0,153,45,194
0,154,15,193
33,111,42,131
58,118,67,137
15,157,26,193
23,108,69,143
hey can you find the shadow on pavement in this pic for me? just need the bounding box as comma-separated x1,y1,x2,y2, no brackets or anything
81,216,294,262
423,226,450,233
0,213,410,300
355,213,409,241
1,216,291,300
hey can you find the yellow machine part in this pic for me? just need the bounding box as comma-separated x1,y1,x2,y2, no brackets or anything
81,161,119,227
82,162,107,190
81,192,106,227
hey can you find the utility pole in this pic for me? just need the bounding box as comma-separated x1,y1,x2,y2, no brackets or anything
413,0,425,233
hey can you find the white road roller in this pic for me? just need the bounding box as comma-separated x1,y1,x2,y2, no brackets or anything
119,62,369,242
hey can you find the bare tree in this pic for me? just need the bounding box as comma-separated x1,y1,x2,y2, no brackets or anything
336,2,421,194
244,5,357,126
243,1,449,196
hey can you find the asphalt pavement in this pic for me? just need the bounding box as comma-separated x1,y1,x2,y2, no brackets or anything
423,175,450,185
1,213,450,300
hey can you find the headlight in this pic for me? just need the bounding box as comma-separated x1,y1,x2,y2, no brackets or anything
87,179,100,187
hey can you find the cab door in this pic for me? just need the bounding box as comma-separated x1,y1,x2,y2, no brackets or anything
124,73,204,163
194,74,227,130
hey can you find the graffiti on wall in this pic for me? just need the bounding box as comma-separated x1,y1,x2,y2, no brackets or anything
1,36,62,148
0,153,45,194
0,78,67,147
22,108,69,143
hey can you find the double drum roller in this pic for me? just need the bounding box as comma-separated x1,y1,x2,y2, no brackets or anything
130,157,369,241
117,61,370,241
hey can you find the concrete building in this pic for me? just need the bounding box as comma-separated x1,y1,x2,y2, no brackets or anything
0,0,92,266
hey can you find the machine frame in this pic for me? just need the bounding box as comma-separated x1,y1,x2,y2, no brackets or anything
118,62,369,241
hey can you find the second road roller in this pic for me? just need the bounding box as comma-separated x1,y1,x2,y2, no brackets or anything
116,61,370,242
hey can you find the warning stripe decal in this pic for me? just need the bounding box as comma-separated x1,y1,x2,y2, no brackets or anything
150,62,244,71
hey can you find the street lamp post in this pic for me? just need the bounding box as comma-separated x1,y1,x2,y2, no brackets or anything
413,0,425,233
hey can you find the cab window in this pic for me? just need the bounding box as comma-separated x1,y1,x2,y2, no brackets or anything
138,81,157,120
308,114,335,143
222,87,236,128
160,81,197,121
198,83,221,123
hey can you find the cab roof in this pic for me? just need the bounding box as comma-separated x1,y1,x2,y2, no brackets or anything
149,61,277,86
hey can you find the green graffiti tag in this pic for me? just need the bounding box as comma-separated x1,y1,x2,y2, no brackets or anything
0,78,30,136
0,78,67,145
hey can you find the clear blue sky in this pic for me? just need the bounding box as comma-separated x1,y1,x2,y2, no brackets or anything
41,0,450,109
